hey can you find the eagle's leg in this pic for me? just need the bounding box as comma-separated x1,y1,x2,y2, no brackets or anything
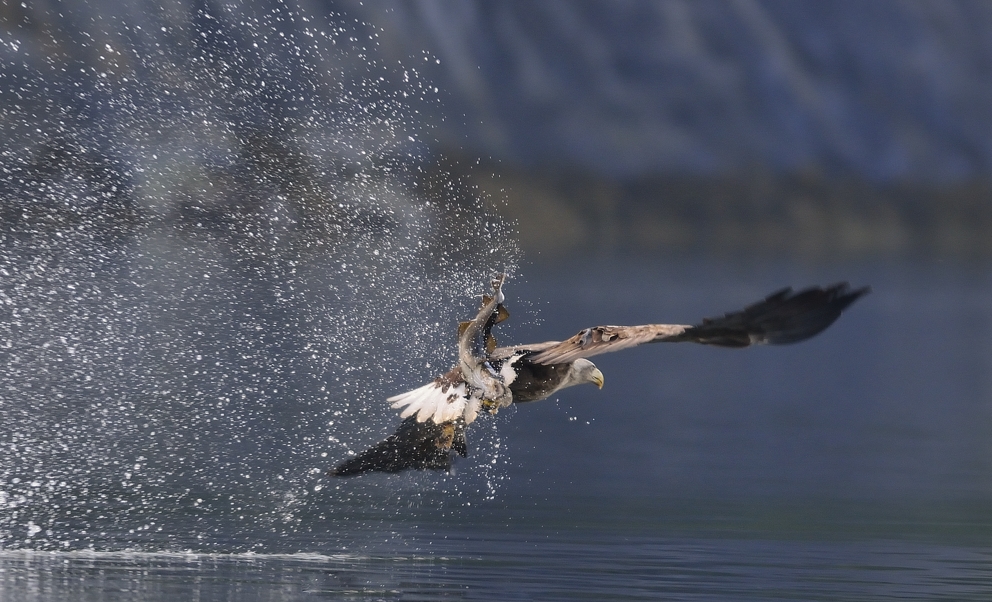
435,421,456,450
481,392,514,415
479,377,512,415
434,420,468,457
480,398,500,415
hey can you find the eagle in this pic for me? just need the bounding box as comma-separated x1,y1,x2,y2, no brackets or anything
330,275,868,477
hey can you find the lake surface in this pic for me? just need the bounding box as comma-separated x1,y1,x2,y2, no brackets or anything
2,229,991,600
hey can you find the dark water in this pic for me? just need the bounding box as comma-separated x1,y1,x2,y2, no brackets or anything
2,229,991,599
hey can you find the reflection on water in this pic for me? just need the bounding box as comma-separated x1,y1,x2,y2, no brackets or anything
2,536,991,601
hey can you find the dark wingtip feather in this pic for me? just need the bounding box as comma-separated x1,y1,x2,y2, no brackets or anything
752,281,870,345
689,282,870,347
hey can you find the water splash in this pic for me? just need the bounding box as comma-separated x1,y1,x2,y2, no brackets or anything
0,4,520,552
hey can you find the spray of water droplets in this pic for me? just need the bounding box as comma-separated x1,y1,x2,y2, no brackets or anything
0,4,521,552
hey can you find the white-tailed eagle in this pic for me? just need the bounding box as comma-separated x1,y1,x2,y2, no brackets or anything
330,275,868,476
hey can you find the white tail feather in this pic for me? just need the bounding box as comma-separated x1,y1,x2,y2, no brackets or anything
386,380,478,424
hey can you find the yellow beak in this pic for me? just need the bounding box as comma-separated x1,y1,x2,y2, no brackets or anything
590,368,605,389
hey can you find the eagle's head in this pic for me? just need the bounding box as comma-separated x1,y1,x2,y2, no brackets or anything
571,358,605,390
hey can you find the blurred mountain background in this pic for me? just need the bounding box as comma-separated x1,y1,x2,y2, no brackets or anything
3,0,992,260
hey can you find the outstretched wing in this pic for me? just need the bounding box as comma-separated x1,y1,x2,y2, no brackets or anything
508,283,869,366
